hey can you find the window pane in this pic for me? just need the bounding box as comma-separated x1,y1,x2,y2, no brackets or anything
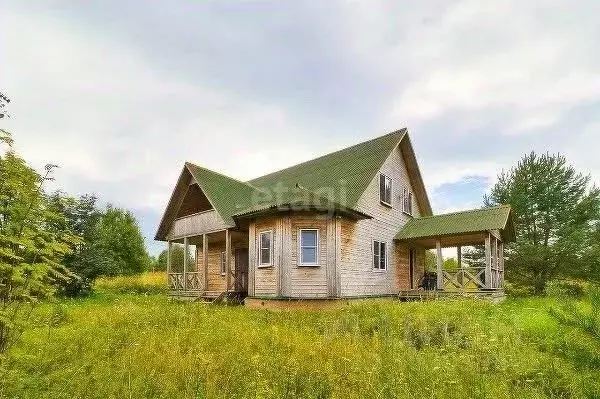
379,175,386,202
373,241,380,269
380,243,387,270
301,230,317,247
260,232,270,250
260,248,270,264
301,248,317,264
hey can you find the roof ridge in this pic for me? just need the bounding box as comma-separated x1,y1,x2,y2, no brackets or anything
247,128,407,183
185,162,264,192
413,204,510,220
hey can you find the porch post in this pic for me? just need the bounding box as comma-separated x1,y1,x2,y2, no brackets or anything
167,241,172,288
484,233,492,289
492,236,498,288
183,236,189,291
457,245,462,288
436,240,443,290
203,234,208,292
225,229,231,291
499,240,505,288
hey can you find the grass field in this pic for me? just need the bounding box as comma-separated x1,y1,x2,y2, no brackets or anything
0,273,598,398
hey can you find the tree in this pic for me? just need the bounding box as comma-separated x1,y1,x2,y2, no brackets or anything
156,244,193,272
486,152,600,294
94,206,150,276
0,130,79,351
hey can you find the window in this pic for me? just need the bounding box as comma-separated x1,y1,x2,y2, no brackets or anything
403,186,413,215
299,229,319,266
258,231,273,266
373,240,388,270
379,174,392,206
220,252,226,275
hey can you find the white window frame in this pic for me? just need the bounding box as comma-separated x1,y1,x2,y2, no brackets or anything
379,173,393,207
299,229,319,266
220,251,226,276
373,240,388,271
403,185,413,216
258,230,273,267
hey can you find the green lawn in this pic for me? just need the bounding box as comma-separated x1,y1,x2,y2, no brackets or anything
1,277,598,398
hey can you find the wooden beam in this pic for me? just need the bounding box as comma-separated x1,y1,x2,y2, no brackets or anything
436,240,443,290
166,241,172,288
484,233,492,289
457,245,462,288
183,236,189,291
225,229,231,291
202,234,208,292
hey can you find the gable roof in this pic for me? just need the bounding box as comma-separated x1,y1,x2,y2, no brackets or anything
185,162,262,225
394,205,515,242
248,128,432,215
156,128,434,240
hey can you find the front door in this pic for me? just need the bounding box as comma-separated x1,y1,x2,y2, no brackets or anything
234,248,249,292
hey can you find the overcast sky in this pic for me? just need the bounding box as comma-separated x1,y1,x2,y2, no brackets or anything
2,1,599,255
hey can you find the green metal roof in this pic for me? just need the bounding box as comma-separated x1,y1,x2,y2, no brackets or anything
248,129,407,209
234,185,371,219
394,205,515,242
185,163,262,226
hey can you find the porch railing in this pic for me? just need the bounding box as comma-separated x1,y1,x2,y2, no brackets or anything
441,267,486,291
168,272,203,292
441,267,503,291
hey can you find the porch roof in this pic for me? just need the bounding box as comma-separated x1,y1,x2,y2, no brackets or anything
394,205,515,244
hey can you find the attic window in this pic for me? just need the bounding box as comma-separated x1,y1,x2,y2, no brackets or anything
379,174,392,206
403,186,413,216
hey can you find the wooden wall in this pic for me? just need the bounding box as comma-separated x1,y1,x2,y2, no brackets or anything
248,213,337,298
195,238,246,292
339,145,424,296
168,210,229,241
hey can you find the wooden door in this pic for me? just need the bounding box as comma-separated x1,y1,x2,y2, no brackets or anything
234,248,249,292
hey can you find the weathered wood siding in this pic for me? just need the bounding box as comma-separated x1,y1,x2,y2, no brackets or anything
395,245,426,290
195,240,245,292
167,210,229,240
252,217,280,297
250,213,336,298
339,146,423,296
289,215,328,298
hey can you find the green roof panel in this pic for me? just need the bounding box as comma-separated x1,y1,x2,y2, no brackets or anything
395,205,515,242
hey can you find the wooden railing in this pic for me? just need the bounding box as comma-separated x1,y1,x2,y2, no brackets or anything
442,267,486,291
441,266,503,291
168,272,203,292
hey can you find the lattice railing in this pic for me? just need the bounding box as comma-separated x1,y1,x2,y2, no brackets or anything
168,272,203,291
442,267,486,291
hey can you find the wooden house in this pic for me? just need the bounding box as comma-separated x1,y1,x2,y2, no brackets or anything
155,129,515,305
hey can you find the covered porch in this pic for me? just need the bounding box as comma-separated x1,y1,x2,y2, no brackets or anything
166,227,249,300
394,205,515,298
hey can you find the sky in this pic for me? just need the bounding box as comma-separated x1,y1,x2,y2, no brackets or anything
2,1,599,256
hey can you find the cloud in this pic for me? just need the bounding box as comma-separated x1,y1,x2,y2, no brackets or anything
2,0,599,254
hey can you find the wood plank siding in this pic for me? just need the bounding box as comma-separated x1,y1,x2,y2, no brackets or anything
339,145,425,296
250,214,337,298
195,236,247,292
167,210,229,240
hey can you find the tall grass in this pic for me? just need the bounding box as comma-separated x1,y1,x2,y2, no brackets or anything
0,284,598,398
94,271,166,295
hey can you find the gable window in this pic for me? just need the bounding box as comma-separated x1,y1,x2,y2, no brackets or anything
259,231,273,266
373,240,388,271
220,251,226,275
379,174,392,206
299,229,319,266
403,186,413,216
